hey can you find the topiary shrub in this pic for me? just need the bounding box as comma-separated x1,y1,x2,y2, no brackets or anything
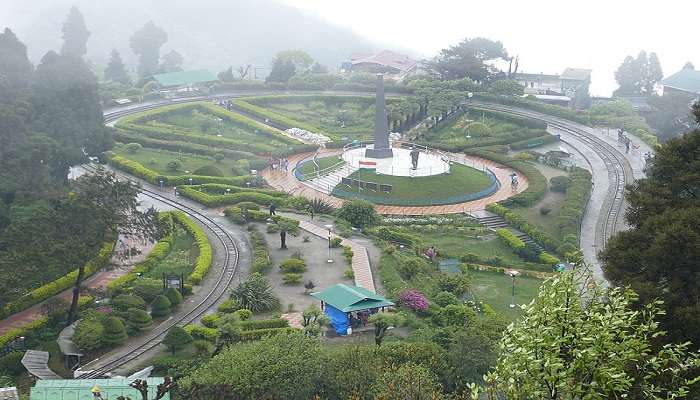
200,314,221,328
127,308,153,333
282,273,302,285
167,160,182,172
164,287,184,306
112,294,147,312
73,317,105,352
217,299,240,313
0,351,25,376
279,258,307,274
132,278,164,302
550,176,570,193
163,326,193,354
151,295,172,318
192,165,224,177
125,142,142,153
233,309,252,321
235,201,260,211
434,291,460,307
336,199,380,228
102,317,128,346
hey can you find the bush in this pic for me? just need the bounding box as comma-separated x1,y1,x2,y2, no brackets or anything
249,230,272,274
550,176,570,193
112,294,147,312
233,309,253,321
487,203,561,252
151,295,172,318
282,273,303,285
238,327,298,341
336,199,380,228
343,246,354,264
330,237,343,248
539,206,552,216
496,229,526,251
132,278,164,302
556,168,592,247
167,160,182,172
279,258,307,274
539,252,560,266
172,211,213,284
231,273,279,313
238,318,288,331
72,317,105,352
397,290,429,312
236,202,260,211
127,308,153,333
192,165,224,177
102,316,128,346
125,142,142,153
163,326,193,354
434,291,460,307
465,121,493,137
344,269,355,280
200,314,221,328
184,324,219,342
217,299,240,313
164,287,184,306
0,352,25,376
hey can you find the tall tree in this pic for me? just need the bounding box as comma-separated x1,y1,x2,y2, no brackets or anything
130,21,168,78
159,50,184,73
217,66,234,82
482,269,700,399
0,28,33,96
274,50,314,72
60,6,90,58
614,51,663,96
266,58,295,83
602,105,700,347
614,55,641,95
646,52,663,94
425,37,508,81
104,49,130,84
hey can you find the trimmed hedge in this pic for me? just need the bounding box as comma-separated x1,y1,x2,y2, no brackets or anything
172,211,213,285
279,258,306,274
556,167,593,250
472,93,590,125
238,318,289,331
366,226,424,251
184,324,219,341
1,242,113,318
487,203,561,252
249,230,272,274
238,327,298,341
509,134,559,150
107,155,255,187
232,96,332,135
496,229,525,250
177,186,282,208
539,252,560,266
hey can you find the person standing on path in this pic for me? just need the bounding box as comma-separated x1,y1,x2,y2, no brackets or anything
269,203,277,216
280,229,287,249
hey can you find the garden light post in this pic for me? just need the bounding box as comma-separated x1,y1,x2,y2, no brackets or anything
188,178,193,185
324,224,334,263
226,188,231,195
507,270,519,308
159,179,164,190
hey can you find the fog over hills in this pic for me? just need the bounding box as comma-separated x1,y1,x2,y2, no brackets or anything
1,0,384,74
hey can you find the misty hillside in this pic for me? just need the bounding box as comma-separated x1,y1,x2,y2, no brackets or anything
1,0,379,75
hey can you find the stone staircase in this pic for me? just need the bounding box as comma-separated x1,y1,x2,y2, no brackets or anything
300,163,357,194
474,213,543,251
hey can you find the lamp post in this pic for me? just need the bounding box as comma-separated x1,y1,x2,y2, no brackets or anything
226,188,231,195
324,224,334,263
507,270,520,308
159,179,164,190
188,178,193,185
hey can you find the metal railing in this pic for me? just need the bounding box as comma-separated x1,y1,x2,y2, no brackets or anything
294,154,349,182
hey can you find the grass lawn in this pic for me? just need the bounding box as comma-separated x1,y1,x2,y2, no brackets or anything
468,269,543,321
298,155,345,177
333,163,493,205
252,96,376,140
143,224,198,279
510,191,566,239
113,144,246,177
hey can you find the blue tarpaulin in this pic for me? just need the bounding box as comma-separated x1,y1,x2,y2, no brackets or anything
324,304,349,335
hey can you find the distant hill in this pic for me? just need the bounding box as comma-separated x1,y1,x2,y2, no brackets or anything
1,0,380,76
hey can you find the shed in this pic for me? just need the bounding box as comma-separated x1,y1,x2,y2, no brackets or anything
311,284,394,335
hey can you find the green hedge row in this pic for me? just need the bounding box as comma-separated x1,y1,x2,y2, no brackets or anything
0,295,94,348
465,149,547,206
232,97,321,134
366,226,424,252
474,108,548,130
107,155,255,187
195,183,284,198
178,185,283,208
172,211,213,285
487,203,561,252
496,228,525,250
239,327,298,341
184,324,219,342
509,134,559,150
472,93,590,125
249,230,272,274
539,252,560,266
106,214,175,293
556,167,593,251
1,243,113,318
238,318,289,331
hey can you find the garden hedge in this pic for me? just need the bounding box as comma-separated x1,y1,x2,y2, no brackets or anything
238,318,289,331
177,186,283,208
184,324,219,341
195,183,284,198
496,229,526,250
486,203,561,252
249,230,272,274
107,155,255,187
172,211,213,285
0,242,113,318
238,327,298,341
555,167,593,250
232,97,321,134
366,226,424,254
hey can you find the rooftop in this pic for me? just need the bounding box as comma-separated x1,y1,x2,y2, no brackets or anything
31,378,169,400
311,283,394,312
351,50,417,73
560,68,592,81
152,69,218,88
662,67,700,94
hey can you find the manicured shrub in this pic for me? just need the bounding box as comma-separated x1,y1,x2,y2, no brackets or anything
151,295,172,318
330,237,343,248
397,290,429,312
167,160,182,172
434,291,460,307
238,318,288,331
279,258,306,274
337,199,380,228
550,176,570,193
486,203,560,252
282,273,303,285
127,308,153,333
539,252,560,266
192,165,224,177
238,327,298,341
200,314,221,328
112,294,147,312
164,287,184,306
217,299,240,313
496,229,526,250
556,168,592,247
163,326,193,354
172,211,213,284
132,278,164,302
233,309,252,321
0,352,25,376
184,324,219,342
235,202,260,211
102,317,128,346
343,246,354,264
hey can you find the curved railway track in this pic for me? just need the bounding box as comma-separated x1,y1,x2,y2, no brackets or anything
77,162,240,378
467,101,633,250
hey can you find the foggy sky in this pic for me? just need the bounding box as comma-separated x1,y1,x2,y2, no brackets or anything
280,0,699,96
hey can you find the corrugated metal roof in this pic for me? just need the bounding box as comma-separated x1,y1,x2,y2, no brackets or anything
311,284,394,312
31,378,169,400
152,69,217,87
662,68,700,94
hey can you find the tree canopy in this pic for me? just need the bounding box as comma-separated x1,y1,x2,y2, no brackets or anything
104,50,130,84
425,37,508,81
130,21,168,78
614,50,663,96
60,6,90,58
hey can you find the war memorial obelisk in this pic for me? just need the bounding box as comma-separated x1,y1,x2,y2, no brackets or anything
364,74,394,158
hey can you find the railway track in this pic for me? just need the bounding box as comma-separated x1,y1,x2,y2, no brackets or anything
467,101,633,250
77,163,240,378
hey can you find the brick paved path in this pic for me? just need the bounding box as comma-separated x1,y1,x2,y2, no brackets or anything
262,149,528,215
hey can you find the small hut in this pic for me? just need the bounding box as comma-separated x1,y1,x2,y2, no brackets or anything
311,284,394,335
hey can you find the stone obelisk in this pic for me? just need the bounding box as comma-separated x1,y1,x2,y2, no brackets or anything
364,74,393,158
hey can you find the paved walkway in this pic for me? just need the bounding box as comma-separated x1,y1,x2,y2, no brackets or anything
0,238,154,335
262,149,528,215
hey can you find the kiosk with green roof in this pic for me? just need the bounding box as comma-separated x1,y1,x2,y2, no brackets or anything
311,283,394,335
30,378,169,400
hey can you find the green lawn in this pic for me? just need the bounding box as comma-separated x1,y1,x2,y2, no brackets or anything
143,224,198,279
468,269,542,321
298,155,345,177
510,191,566,239
333,163,494,205
252,96,376,140
113,144,247,177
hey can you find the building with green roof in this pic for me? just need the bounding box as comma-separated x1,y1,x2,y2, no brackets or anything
30,378,169,400
662,65,700,96
311,284,394,335
151,69,217,89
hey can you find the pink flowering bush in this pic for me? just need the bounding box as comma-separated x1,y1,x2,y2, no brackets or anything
397,290,429,312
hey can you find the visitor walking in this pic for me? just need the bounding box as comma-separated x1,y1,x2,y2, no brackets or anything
269,203,277,216
280,229,287,249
